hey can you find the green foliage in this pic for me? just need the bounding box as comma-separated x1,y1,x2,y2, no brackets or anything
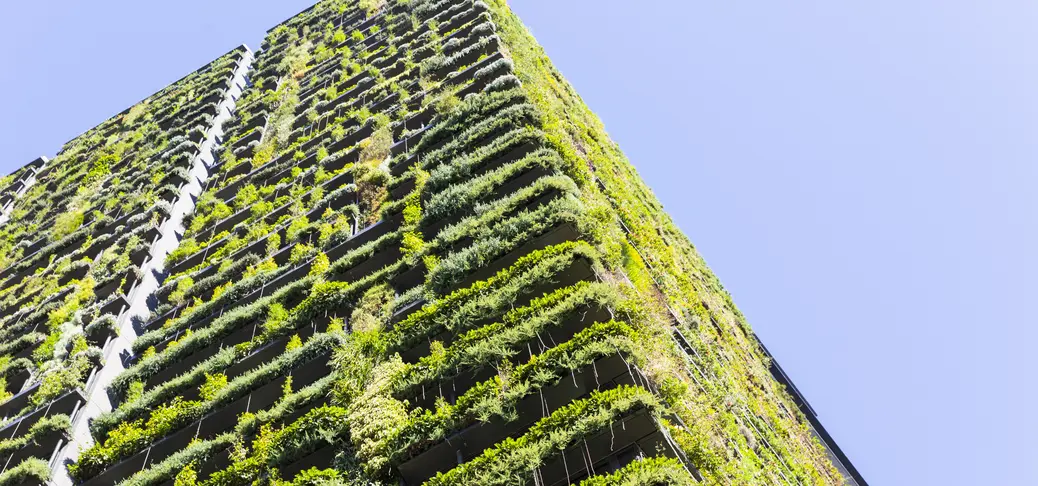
71,396,203,481
199,372,228,401
376,319,633,470
285,334,302,352
391,240,596,352
267,232,283,256
201,405,351,486
283,468,344,485
425,386,657,485
0,458,50,486
359,0,386,15
167,238,201,265
424,148,563,221
576,457,694,486
80,333,342,480
173,463,197,486
253,142,277,168
263,303,290,335
126,380,145,403
330,124,346,141
188,194,233,235
120,435,236,486
31,342,96,406
433,91,460,115
51,208,84,241
252,199,274,219
86,156,112,183
169,276,195,306
282,375,293,398
424,184,583,293
394,283,619,395
236,184,260,210
0,414,70,458
349,284,394,334
290,243,316,264
310,252,330,276
332,28,347,44
286,216,310,243
400,230,424,263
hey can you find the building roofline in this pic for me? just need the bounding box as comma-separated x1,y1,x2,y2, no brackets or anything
757,338,869,486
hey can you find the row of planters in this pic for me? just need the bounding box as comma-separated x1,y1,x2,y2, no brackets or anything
318,4,698,476
67,1,428,482
361,0,844,483
68,1,701,485
0,47,250,485
462,0,849,483
66,0,450,479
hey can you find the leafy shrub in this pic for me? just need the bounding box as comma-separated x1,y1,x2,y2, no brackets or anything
0,458,50,486
51,209,84,241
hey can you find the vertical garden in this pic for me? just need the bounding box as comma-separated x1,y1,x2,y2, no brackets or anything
0,1,856,485
0,47,248,485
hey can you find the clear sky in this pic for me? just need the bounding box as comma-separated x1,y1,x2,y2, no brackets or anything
2,1,1036,484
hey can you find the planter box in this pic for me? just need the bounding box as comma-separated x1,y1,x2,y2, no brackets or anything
305,180,355,222
324,215,398,263
281,444,337,480
83,355,331,486
540,409,676,486
84,321,118,348
196,447,232,481
446,51,506,93
145,320,250,389
223,328,316,382
94,268,139,301
98,294,130,318
227,224,290,269
164,171,191,188
390,298,425,327
129,245,152,269
0,427,68,471
422,140,539,202
370,92,401,117
143,304,183,332
144,260,312,367
3,369,30,397
397,353,637,485
390,261,426,295
449,222,580,294
323,120,371,156
231,129,263,155
404,256,602,363
317,76,375,117
388,135,432,179
10,342,37,362
399,304,614,407
388,175,417,202
422,162,551,239
166,231,233,277
202,204,254,243
328,244,402,284
0,388,85,439
259,154,320,193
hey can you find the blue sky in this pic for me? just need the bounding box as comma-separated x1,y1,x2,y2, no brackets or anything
3,1,1036,484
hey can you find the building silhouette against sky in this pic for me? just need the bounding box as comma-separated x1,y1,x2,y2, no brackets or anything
0,1,864,484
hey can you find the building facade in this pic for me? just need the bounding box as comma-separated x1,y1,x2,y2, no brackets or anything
0,1,864,485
